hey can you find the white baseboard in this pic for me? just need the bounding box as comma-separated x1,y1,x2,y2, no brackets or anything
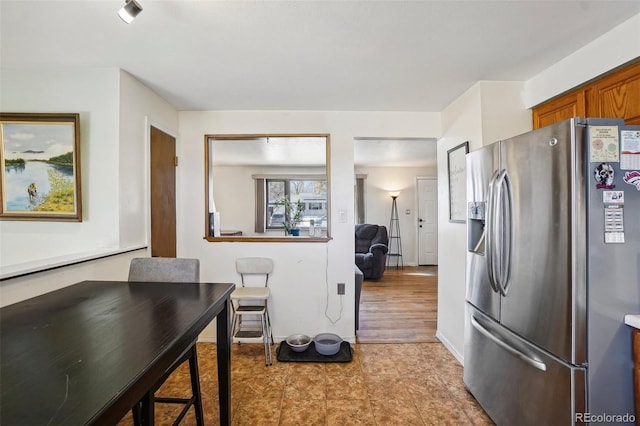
435,329,464,365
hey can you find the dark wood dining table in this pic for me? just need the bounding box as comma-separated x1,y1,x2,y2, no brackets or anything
0,280,235,426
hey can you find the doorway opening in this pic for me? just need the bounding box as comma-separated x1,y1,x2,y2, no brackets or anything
354,137,438,343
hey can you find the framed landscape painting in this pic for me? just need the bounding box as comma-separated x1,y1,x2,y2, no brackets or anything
0,113,82,221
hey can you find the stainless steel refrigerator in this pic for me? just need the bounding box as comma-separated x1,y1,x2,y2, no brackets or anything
464,117,640,425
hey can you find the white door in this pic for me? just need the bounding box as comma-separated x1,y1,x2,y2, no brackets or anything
417,177,438,265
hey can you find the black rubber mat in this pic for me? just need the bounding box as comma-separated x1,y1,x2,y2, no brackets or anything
276,341,352,363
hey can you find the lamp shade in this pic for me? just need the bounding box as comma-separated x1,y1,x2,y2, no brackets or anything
388,190,401,198
118,0,143,24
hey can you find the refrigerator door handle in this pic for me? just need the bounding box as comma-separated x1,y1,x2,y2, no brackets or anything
493,169,506,295
471,314,547,372
485,170,500,293
494,170,514,296
491,170,506,294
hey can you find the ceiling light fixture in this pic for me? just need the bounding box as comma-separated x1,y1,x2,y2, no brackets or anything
118,0,143,24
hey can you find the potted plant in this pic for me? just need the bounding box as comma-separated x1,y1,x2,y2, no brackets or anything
275,196,305,236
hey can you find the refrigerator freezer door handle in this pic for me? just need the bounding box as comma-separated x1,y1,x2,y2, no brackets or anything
493,170,506,295
492,170,508,295
485,170,500,293
492,169,514,296
471,315,547,372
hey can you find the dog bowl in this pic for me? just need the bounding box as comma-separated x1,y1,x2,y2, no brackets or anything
313,333,343,356
286,334,311,352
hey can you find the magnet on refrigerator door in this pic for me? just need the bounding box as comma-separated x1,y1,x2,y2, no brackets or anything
623,171,640,190
594,163,616,189
589,125,620,162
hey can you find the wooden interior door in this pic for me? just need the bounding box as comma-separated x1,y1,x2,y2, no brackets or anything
150,126,177,258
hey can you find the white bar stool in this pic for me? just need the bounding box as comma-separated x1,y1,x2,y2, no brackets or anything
231,257,274,366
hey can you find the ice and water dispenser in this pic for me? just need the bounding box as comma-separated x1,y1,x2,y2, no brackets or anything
467,201,486,255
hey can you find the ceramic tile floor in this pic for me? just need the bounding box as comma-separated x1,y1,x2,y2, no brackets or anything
118,341,495,426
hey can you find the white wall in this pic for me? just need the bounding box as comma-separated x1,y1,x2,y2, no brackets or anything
178,110,440,341
524,13,640,107
436,81,531,362
0,68,120,268
0,249,147,307
436,84,483,361
480,81,533,144
118,70,179,247
0,68,178,305
355,165,436,266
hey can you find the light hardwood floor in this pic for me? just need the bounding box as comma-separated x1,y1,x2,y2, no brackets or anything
357,265,438,343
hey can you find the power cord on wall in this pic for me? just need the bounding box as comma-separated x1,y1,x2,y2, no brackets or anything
324,241,343,324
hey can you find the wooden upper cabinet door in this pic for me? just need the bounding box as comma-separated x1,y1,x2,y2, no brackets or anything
532,90,586,129
533,60,640,128
589,61,640,125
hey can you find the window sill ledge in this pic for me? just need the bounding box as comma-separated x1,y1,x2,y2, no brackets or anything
204,236,332,243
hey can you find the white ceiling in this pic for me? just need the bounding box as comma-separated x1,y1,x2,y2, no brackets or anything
2,1,638,167
2,0,638,112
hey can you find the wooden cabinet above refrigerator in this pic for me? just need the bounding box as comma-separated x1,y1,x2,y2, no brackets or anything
533,59,640,128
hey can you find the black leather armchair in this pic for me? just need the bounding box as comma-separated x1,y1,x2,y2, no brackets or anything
354,224,389,279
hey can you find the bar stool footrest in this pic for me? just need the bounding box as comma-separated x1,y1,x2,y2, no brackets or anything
234,330,264,338
236,305,266,313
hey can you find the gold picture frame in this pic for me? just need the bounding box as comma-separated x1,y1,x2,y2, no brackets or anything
0,113,82,221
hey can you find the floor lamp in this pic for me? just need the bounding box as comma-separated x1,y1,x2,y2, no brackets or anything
387,191,403,268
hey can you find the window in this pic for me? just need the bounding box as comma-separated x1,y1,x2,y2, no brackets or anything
266,178,327,230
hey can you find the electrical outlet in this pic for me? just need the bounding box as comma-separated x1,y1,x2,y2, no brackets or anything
337,283,345,295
